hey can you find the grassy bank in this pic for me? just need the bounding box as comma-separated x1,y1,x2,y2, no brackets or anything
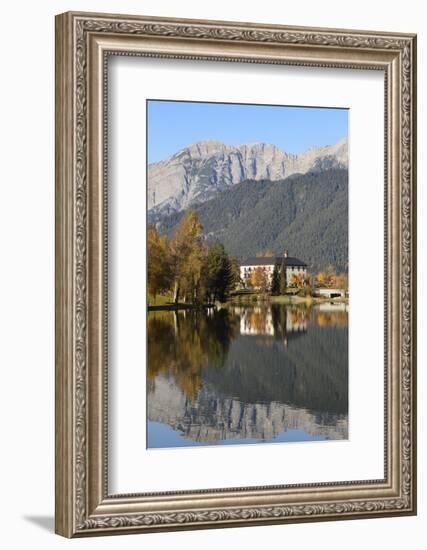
227,290,348,306
148,290,348,311
148,293,215,311
148,303,215,312
271,295,348,305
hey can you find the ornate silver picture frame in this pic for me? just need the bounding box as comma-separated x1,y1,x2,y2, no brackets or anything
55,11,417,537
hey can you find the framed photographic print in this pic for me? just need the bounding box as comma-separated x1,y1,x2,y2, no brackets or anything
55,11,417,537
146,99,350,451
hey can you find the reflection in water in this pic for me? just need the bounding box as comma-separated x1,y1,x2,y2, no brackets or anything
147,303,348,447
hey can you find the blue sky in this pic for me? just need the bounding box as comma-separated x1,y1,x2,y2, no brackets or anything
147,100,348,164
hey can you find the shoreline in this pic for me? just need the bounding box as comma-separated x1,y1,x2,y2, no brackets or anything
148,295,348,311
148,303,216,312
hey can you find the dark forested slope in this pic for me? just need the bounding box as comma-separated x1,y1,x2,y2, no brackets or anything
151,169,348,273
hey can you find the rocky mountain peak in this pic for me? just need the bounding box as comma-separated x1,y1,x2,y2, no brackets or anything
184,139,230,159
148,138,348,215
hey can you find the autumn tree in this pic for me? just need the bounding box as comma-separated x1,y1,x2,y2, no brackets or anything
289,272,303,288
336,272,349,290
316,271,328,287
147,225,172,303
170,210,205,304
250,267,260,287
302,273,311,286
251,267,269,295
298,272,313,297
316,266,340,288
181,240,208,303
151,209,240,306
328,273,337,287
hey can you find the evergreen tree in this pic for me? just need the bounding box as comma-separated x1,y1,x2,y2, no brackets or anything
271,263,280,295
203,242,235,303
228,256,241,290
279,266,287,295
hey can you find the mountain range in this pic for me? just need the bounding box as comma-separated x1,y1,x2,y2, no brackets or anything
148,138,348,216
147,138,348,272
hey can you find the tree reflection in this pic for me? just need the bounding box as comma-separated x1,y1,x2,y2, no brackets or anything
148,303,348,403
147,309,239,400
315,310,348,328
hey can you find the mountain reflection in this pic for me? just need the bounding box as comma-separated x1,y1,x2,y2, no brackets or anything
147,303,348,446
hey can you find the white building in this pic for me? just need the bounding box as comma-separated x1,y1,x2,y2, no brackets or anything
312,288,346,299
240,250,307,288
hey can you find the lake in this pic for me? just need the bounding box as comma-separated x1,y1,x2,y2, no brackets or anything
147,302,348,448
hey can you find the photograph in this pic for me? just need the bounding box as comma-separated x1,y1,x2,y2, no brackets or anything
146,100,349,449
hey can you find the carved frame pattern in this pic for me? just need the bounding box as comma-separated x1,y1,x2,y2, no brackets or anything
55,11,416,537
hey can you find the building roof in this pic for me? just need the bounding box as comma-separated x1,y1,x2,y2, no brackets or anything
240,256,307,267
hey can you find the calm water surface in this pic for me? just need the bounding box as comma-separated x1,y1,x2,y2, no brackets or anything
147,303,348,448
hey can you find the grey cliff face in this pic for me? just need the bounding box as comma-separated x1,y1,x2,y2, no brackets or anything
148,138,348,215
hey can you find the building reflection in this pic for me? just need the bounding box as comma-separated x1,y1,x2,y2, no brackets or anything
237,305,308,340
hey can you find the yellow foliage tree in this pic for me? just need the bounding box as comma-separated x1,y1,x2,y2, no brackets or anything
250,267,269,294
170,210,205,304
289,273,303,288
336,273,349,290
316,271,328,286
147,225,172,303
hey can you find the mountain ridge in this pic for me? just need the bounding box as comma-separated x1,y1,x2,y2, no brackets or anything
148,137,348,215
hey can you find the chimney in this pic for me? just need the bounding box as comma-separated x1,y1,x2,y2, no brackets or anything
283,250,288,258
